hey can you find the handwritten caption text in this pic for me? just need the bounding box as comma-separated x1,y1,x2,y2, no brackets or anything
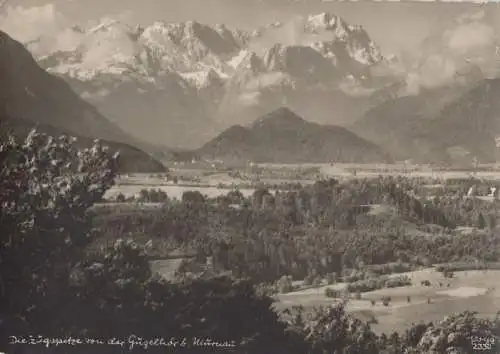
8,335,238,351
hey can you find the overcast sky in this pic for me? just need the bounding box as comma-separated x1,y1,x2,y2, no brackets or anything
3,0,500,55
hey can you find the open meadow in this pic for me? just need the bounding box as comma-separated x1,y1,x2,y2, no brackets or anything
275,268,500,334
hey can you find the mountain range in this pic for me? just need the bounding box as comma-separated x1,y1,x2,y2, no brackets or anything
351,79,500,164
26,13,395,149
4,9,500,166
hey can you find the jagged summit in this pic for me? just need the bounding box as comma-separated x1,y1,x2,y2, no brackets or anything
31,12,383,84
21,12,391,148
306,12,342,30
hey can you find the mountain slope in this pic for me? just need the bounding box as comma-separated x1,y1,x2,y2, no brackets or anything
0,31,165,173
196,107,391,164
0,30,134,144
351,79,500,164
0,114,165,173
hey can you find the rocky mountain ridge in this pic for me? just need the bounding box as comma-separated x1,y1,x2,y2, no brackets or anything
26,12,392,148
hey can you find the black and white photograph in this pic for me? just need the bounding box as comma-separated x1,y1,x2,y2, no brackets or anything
1,0,500,352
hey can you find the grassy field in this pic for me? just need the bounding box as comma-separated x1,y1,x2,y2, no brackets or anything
274,269,500,334
123,164,500,189
108,162,500,200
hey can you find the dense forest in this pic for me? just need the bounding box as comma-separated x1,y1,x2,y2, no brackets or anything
92,175,500,283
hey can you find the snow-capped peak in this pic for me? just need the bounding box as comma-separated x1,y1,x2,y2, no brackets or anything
307,12,340,30
180,68,224,89
86,18,130,34
228,50,251,69
28,12,387,93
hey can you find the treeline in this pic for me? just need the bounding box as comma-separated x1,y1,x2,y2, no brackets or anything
346,275,412,293
114,175,500,230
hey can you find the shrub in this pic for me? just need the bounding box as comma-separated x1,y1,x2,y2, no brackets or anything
421,280,431,287
443,270,454,278
325,287,338,298
312,276,322,288
325,272,337,285
137,188,168,203
278,275,293,294
295,302,380,353
346,275,411,293
303,274,314,286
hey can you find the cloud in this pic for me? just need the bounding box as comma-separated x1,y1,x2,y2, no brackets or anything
416,54,458,87
0,4,135,60
446,22,495,54
0,4,68,43
399,9,499,94
0,4,86,57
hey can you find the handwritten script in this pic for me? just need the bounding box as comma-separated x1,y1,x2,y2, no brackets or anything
9,335,238,351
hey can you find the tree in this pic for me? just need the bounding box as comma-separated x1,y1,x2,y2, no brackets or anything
0,130,301,354
487,214,497,231
325,288,337,298
138,188,150,202
325,273,336,285
0,130,118,334
278,275,293,294
252,188,272,209
115,192,126,203
299,302,380,354
312,276,322,288
477,212,487,229
182,190,205,205
227,189,244,205
415,311,499,353
303,274,314,286
381,296,391,307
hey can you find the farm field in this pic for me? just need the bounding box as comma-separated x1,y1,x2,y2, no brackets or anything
121,164,500,184
274,269,500,334
106,162,500,201
255,163,500,178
